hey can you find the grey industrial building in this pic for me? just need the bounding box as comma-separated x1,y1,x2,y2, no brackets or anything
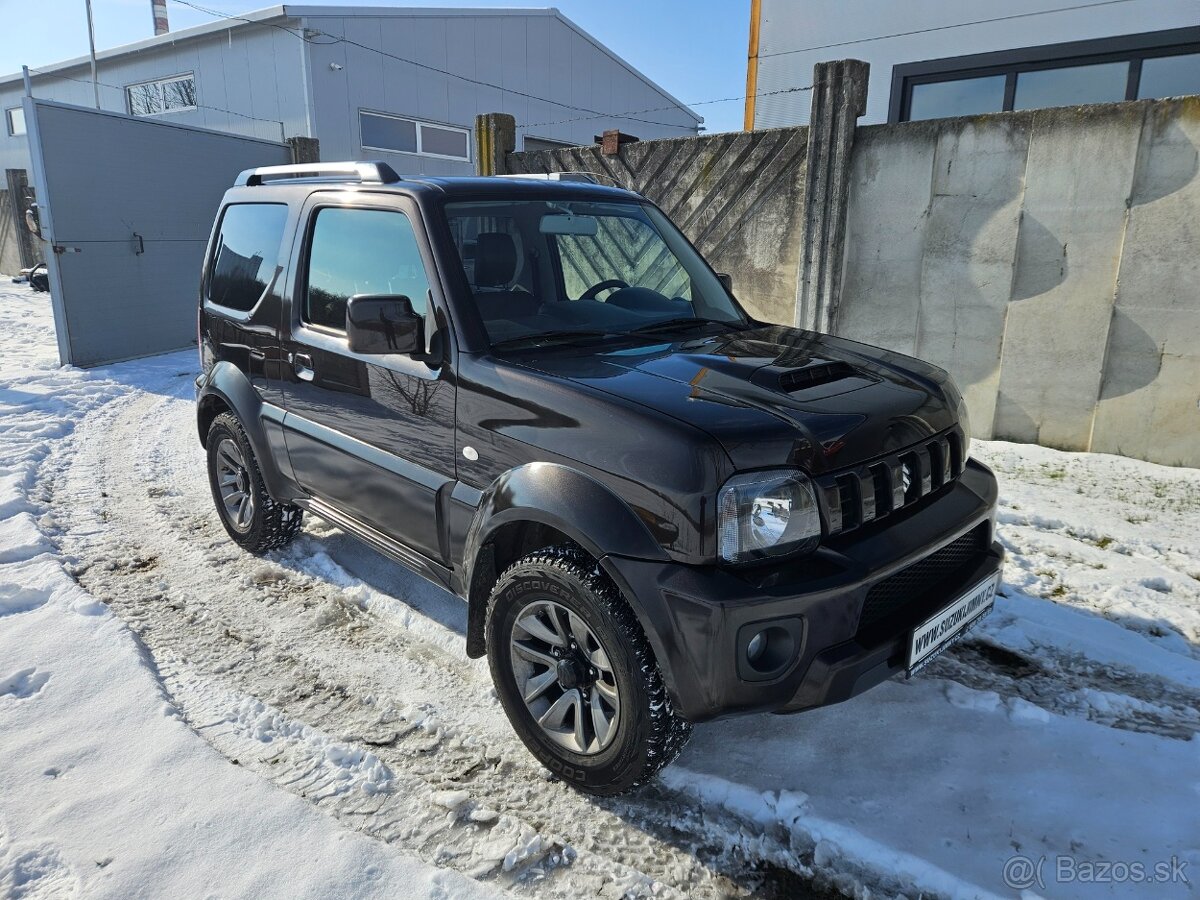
0,4,702,178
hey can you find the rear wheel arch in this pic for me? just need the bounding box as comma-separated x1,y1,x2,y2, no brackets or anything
197,393,232,448
196,362,295,501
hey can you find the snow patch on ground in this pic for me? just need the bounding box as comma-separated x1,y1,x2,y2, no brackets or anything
0,286,502,899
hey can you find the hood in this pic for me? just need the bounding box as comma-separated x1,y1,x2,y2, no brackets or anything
509,324,961,474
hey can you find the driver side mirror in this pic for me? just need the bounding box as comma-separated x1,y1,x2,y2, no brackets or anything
346,294,424,356
717,273,733,294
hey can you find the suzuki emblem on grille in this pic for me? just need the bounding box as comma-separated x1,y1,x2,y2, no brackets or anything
901,463,913,494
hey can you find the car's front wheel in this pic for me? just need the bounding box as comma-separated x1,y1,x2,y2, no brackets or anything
486,547,691,795
205,412,303,553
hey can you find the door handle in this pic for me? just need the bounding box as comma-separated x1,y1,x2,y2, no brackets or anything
291,352,315,382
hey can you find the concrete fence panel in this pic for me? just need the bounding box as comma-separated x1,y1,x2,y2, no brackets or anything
839,98,1200,468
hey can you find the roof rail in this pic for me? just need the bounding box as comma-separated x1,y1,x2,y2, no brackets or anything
497,172,599,185
234,161,402,187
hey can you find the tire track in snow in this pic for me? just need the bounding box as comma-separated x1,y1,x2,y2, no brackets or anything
42,387,831,899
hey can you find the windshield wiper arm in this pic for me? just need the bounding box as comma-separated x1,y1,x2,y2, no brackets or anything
627,317,733,335
490,329,616,350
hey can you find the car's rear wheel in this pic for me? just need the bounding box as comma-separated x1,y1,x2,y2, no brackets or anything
205,412,302,553
485,546,691,795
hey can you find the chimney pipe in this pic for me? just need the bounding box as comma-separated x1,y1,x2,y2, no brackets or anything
151,0,169,35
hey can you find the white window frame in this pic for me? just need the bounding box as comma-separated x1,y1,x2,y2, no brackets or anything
5,106,25,136
125,72,197,117
359,110,472,162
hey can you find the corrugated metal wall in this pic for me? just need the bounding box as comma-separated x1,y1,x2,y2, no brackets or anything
302,9,702,175
0,22,308,174
26,99,291,367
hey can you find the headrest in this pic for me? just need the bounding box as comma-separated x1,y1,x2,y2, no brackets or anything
473,233,517,287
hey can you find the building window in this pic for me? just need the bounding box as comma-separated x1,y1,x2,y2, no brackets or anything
1138,51,1200,99
523,135,575,152
359,111,471,162
892,26,1200,122
126,74,196,116
1012,61,1129,110
5,106,25,136
908,75,1006,121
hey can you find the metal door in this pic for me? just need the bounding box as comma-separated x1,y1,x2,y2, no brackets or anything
23,98,291,366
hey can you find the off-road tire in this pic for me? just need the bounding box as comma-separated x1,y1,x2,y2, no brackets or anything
486,546,692,795
206,412,303,553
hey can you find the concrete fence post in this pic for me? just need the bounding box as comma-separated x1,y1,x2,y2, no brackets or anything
287,136,320,165
795,59,869,333
475,113,516,175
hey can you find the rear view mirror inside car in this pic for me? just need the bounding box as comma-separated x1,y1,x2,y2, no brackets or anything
540,213,598,236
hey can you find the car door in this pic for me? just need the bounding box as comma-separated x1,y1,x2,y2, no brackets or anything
279,191,455,565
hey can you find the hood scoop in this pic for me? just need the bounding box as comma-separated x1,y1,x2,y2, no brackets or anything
778,361,859,393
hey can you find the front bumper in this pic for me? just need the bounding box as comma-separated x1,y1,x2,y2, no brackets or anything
601,459,1004,723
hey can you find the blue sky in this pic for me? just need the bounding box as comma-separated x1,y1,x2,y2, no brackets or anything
0,0,752,133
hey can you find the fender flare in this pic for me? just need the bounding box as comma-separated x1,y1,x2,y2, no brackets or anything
196,361,297,502
462,463,669,657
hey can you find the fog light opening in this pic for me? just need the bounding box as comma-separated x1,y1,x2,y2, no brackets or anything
743,625,796,676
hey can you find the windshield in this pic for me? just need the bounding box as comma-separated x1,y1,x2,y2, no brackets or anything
444,198,748,346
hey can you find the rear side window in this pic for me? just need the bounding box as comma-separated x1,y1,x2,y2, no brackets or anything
304,207,430,331
208,203,288,312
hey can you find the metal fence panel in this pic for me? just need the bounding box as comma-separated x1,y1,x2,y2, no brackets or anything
23,98,291,366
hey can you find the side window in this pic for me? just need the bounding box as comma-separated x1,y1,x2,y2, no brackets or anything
207,203,288,312
305,207,430,331
555,216,692,301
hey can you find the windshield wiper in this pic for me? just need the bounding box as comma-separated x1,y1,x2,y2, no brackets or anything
626,317,734,335
490,329,617,351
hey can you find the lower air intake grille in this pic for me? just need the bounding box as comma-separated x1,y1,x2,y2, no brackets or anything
858,525,988,630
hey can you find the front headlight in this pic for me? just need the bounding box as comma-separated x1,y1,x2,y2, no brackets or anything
718,469,821,564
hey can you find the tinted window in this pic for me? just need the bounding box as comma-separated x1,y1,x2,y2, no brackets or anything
909,75,1006,120
361,112,417,153
305,208,430,331
1138,52,1200,99
1014,61,1129,110
208,203,288,312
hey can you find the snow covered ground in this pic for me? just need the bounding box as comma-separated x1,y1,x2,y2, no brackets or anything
1,280,1197,899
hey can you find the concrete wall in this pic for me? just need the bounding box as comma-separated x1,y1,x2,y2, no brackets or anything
839,97,1200,467
751,0,1200,127
0,188,21,275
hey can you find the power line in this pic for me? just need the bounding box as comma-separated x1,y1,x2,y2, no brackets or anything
759,0,1144,59
516,84,814,131
171,0,700,131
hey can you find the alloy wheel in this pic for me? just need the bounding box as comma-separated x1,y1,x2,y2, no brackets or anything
214,438,255,532
509,598,621,755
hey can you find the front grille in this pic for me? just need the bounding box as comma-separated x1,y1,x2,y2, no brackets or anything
857,525,988,630
817,430,965,536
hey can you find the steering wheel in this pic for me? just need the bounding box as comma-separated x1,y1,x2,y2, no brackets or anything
579,278,629,301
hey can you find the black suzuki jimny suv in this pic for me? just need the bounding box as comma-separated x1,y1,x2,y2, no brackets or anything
195,161,1004,795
